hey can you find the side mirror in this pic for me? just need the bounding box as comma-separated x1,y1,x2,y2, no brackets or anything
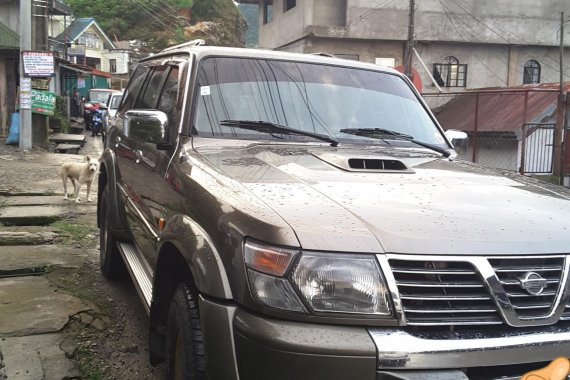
125,110,169,147
99,104,108,110
445,129,468,149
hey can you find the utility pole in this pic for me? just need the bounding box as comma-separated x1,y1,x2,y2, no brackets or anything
31,0,49,148
554,11,566,184
19,0,32,150
404,0,415,80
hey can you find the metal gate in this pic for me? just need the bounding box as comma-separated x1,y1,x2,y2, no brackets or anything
522,123,555,174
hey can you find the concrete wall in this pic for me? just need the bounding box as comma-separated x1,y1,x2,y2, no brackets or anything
0,3,19,32
345,0,570,45
258,0,314,49
103,50,129,75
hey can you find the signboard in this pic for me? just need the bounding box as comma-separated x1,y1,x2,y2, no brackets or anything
22,51,55,77
20,78,32,110
32,78,50,90
31,89,57,116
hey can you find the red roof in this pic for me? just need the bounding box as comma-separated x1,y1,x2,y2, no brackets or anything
433,83,570,133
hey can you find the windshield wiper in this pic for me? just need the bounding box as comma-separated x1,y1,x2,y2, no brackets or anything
220,120,339,147
339,128,451,158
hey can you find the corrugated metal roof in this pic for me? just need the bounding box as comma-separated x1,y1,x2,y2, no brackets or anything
55,18,95,43
0,20,19,49
434,83,570,133
55,17,116,49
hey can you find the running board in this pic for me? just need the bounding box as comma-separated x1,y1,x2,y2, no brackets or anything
117,242,153,314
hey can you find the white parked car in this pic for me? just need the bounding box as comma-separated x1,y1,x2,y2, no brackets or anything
102,92,123,135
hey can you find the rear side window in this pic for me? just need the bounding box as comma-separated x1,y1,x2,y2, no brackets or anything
119,65,150,114
157,66,180,127
136,66,168,109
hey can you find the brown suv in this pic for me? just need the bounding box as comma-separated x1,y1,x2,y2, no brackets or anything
98,41,570,379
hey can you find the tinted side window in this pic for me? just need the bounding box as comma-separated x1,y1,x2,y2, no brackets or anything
119,65,150,115
136,66,168,109
157,67,180,128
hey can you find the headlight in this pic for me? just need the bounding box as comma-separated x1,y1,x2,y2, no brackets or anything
292,253,391,315
244,240,392,316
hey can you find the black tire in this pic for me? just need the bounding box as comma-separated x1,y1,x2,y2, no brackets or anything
165,283,206,380
99,185,126,278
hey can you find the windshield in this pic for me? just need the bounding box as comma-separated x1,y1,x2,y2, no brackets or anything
89,91,113,104
194,57,446,148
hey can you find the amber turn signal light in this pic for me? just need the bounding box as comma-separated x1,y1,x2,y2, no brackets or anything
244,240,298,277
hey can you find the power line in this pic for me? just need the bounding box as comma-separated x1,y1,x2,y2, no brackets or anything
438,0,508,85
129,0,186,40
345,0,401,29
445,0,570,78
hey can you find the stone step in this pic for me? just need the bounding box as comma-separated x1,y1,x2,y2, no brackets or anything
0,245,88,275
54,143,81,154
48,133,86,147
2,195,69,206
0,334,79,380
0,276,92,337
0,206,68,226
0,231,57,246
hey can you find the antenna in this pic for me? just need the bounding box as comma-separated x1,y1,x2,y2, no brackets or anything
161,39,205,53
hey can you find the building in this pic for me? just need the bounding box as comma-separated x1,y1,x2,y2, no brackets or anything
53,18,130,96
239,0,570,95
0,8,18,136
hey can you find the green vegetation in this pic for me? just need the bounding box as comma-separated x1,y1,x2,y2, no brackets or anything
64,0,245,51
238,3,258,47
51,220,94,246
74,346,105,380
50,95,70,133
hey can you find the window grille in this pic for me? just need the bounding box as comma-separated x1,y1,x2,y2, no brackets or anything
523,60,540,84
433,56,467,87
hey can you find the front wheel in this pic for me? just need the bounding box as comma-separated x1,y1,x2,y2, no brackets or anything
99,185,125,278
165,283,206,380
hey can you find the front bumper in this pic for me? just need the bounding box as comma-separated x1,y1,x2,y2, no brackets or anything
199,297,570,380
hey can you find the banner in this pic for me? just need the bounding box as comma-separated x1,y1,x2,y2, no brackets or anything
22,51,55,77
31,89,57,116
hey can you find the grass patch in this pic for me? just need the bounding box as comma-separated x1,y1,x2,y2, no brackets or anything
51,220,95,246
74,346,106,380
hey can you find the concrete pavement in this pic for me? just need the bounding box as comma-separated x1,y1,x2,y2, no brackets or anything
0,127,104,379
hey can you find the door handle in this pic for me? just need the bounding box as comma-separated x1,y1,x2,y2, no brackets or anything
114,136,121,148
135,150,143,164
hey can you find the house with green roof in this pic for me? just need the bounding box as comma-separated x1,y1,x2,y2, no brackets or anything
54,17,130,97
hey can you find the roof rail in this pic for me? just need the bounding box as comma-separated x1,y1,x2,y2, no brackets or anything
161,39,205,53
310,52,335,58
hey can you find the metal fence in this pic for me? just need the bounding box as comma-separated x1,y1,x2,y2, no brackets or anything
424,89,561,176
521,123,555,174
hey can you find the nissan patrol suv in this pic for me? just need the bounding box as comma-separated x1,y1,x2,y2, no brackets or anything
98,40,570,379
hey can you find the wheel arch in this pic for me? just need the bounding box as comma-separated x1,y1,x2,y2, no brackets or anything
149,219,234,365
97,149,129,240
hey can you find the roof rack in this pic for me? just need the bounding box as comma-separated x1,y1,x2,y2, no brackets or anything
310,52,335,58
161,39,205,53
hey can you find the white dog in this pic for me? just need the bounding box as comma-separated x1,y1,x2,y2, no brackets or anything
60,155,99,203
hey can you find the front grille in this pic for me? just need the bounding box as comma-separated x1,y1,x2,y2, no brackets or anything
390,259,503,326
489,257,564,319
389,256,567,327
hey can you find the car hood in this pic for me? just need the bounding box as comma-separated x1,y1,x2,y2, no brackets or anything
195,142,570,255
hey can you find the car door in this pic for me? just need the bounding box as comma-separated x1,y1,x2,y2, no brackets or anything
111,64,151,223
127,63,175,267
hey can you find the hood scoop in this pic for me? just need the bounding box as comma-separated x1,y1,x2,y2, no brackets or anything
312,153,414,173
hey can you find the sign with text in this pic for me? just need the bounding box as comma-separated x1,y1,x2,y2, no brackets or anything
22,51,55,77
20,78,32,110
31,89,57,116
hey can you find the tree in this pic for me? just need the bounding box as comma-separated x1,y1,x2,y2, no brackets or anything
64,0,245,52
